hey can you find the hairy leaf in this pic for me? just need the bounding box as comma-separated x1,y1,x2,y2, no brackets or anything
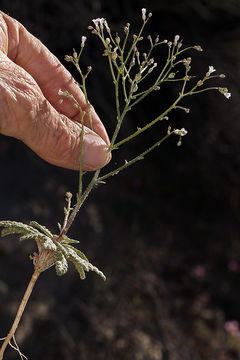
65,244,88,261
55,252,68,276
61,235,80,244
71,260,86,280
41,237,57,251
53,241,70,258
0,221,41,239
67,247,106,280
29,221,53,238
20,234,41,241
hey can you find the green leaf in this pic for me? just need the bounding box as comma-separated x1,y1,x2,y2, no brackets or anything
53,241,70,258
41,237,57,251
29,221,53,238
61,235,80,244
20,234,41,241
65,244,88,261
55,252,68,276
0,221,106,280
67,247,106,281
71,260,86,280
0,221,41,239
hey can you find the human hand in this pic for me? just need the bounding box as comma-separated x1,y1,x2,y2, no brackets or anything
0,11,111,170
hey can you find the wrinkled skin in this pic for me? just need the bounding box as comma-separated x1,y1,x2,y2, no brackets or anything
0,11,110,170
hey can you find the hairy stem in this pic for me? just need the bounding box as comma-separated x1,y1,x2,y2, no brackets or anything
60,169,100,238
98,130,173,183
111,95,183,150
0,268,40,360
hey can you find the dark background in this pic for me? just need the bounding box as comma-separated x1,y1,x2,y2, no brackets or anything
0,0,239,359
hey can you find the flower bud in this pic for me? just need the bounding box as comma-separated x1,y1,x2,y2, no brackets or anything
81,36,87,48
141,8,146,21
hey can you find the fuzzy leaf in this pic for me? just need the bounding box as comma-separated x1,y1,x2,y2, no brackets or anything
62,235,80,244
65,244,88,261
67,247,106,281
55,252,68,276
29,221,53,238
41,237,57,251
54,241,70,258
20,234,41,241
72,260,86,280
0,221,41,239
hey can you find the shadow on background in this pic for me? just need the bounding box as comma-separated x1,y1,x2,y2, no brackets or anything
0,0,239,359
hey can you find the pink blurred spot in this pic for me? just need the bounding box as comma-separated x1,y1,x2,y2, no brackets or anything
190,265,206,278
228,260,240,272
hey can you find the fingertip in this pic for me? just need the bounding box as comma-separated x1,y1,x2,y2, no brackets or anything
81,133,111,171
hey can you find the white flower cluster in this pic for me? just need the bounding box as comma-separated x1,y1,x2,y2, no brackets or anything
173,128,188,136
206,66,231,99
92,17,110,32
218,87,231,99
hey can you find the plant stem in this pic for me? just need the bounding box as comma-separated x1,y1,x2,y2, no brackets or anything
111,95,183,150
97,130,173,183
60,169,100,238
0,268,40,360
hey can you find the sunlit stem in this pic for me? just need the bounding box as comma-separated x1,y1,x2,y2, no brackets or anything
188,86,220,96
78,116,85,200
74,62,93,131
111,94,183,150
123,18,148,68
59,170,100,238
0,269,40,360
98,131,174,183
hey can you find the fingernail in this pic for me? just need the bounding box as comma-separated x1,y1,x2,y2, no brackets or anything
82,133,111,171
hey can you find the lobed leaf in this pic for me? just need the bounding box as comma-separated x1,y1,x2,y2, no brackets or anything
55,252,68,276
0,220,42,239
53,241,70,258
20,234,41,241
67,247,106,281
65,244,88,261
29,221,53,238
0,221,106,280
41,237,57,251
71,259,86,280
61,235,80,244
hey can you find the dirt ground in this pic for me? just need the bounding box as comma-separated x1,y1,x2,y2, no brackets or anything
0,0,240,359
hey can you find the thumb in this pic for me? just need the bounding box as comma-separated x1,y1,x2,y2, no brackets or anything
26,107,111,171
0,53,110,170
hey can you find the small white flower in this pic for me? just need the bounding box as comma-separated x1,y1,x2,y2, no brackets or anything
92,18,107,30
224,92,231,99
173,128,188,136
92,18,103,26
208,65,216,74
142,8,147,21
218,87,231,99
58,89,64,96
174,35,180,46
81,36,87,47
